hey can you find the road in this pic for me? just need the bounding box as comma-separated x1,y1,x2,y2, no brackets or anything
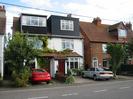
0,80,133,99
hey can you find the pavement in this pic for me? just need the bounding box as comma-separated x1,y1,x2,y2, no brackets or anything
74,76,95,84
0,75,133,91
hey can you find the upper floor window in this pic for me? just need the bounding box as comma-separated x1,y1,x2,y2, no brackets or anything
60,20,74,31
102,44,107,53
22,15,46,27
62,39,74,49
118,29,127,38
28,37,43,49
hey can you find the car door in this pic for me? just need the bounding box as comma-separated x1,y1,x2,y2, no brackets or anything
89,68,95,78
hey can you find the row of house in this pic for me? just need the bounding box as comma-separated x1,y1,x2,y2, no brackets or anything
0,5,133,78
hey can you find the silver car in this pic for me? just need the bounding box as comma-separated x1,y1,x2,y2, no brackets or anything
82,67,113,80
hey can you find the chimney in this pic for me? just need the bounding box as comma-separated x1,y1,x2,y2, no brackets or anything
0,5,6,12
92,17,101,25
67,13,72,18
126,22,132,30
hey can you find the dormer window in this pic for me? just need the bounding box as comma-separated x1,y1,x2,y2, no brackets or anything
22,15,46,27
118,29,127,38
60,20,74,31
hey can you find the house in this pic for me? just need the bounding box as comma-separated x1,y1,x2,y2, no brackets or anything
0,5,6,79
13,14,83,78
80,17,133,69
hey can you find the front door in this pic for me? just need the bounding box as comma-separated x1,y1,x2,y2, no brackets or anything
58,59,65,75
92,57,98,67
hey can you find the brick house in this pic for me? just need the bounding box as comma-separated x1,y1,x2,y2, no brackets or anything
13,14,83,77
0,5,6,78
80,17,133,69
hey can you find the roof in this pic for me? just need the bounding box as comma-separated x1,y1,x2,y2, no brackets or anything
39,51,82,59
21,13,47,17
80,21,118,43
109,22,126,31
80,21,133,43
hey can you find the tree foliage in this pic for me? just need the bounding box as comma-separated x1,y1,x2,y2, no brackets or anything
5,32,38,72
107,43,125,77
127,38,133,57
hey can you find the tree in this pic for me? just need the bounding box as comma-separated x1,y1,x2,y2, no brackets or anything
107,43,125,78
127,38,133,57
5,32,38,72
4,32,39,86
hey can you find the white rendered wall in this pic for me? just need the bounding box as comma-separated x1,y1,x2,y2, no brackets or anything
0,36,4,78
48,38,83,56
50,59,58,78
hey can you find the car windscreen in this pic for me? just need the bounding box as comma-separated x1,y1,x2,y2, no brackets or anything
96,68,104,71
103,68,111,71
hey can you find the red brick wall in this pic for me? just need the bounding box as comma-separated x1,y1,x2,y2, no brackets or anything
84,41,110,68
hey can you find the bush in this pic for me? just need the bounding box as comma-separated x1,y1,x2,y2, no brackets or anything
65,69,75,84
72,68,84,76
12,67,31,87
67,69,73,76
65,75,75,84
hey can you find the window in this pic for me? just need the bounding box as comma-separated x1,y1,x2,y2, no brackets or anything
34,40,43,49
67,57,79,69
60,20,74,31
118,29,127,37
103,59,109,67
28,38,43,49
62,39,74,49
102,44,107,53
22,15,46,27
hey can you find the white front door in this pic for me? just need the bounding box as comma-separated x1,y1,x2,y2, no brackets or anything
92,57,98,67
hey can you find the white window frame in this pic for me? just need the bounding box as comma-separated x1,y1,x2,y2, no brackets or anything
66,57,79,69
102,44,107,53
22,15,46,27
62,39,74,50
92,57,98,67
60,20,74,31
118,29,127,38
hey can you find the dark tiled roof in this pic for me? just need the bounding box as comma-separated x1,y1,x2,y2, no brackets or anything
108,22,127,31
80,21,119,43
40,51,82,59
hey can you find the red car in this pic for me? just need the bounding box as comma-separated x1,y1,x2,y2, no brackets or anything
31,68,51,84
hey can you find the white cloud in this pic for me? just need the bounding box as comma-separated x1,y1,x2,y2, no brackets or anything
4,0,133,32
63,0,133,24
20,0,52,8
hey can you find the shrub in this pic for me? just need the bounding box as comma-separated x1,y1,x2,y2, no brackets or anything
12,67,31,87
67,69,73,76
65,69,75,84
71,68,84,76
65,75,75,84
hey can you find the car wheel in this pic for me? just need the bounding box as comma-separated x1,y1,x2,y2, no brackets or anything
82,73,85,78
93,75,97,81
46,81,50,84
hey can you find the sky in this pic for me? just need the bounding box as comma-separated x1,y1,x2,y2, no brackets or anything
1,0,133,34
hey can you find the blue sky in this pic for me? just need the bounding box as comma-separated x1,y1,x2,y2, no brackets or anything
1,0,133,34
